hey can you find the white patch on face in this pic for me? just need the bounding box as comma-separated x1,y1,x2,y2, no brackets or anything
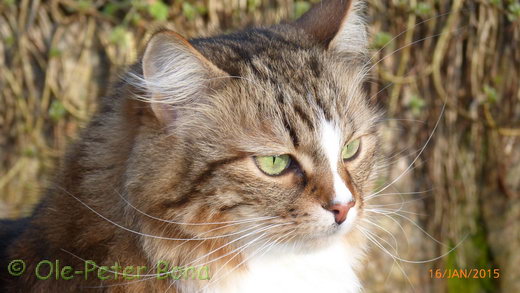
320,119,354,204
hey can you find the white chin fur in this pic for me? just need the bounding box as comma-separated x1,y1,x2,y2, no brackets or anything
205,237,362,293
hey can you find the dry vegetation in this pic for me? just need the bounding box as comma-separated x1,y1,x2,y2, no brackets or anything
1,0,519,292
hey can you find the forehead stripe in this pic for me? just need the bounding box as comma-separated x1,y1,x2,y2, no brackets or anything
293,103,315,131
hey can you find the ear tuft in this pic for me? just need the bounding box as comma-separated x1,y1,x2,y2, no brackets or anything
294,0,367,55
138,31,225,125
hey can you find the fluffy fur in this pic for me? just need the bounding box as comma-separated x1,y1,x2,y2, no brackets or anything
0,0,383,292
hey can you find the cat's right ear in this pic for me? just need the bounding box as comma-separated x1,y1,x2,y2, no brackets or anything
141,31,226,125
294,0,367,55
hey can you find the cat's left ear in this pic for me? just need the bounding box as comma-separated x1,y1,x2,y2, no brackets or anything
140,30,226,125
294,0,367,55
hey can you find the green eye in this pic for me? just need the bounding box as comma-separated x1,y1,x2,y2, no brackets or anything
342,139,361,160
254,155,291,176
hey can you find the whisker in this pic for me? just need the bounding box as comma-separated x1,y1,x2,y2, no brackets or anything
200,230,296,292
58,185,280,241
381,147,420,164
358,227,415,290
364,212,410,247
381,118,426,124
358,226,468,264
368,25,467,73
368,10,456,64
365,189,433,201
361,219,398,252
369,82,393,100
369,209,449,248
366,207,425,216
185,223,291,269
62,223,290,289
115,189,278,225
255,231,296,260
193,231,275,292
170,229,281,293
365,101,446,199
366,194,431,207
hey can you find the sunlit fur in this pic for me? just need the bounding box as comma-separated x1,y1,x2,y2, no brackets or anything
1,1,384,292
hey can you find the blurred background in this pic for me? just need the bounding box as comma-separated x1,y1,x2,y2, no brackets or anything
0,0,519,292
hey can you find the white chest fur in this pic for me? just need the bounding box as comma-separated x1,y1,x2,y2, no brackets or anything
209,240,362,293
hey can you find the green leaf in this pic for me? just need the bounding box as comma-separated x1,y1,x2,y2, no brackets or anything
22,145,36,158
182,2,197,20
247,0,261,12
131,12,142,26
408,94,426,116
102,3,119,16
4,35,14,47
49,47,62,58
490,0,501,7
415,2,432,16
196,4,208,15
109,26,128,46
3,0,15,6
371,31,393,49
76,0,92,12
294,1,311,19
483,85,499,104
149,1,169,21
49,100,66,122
507,2,520,21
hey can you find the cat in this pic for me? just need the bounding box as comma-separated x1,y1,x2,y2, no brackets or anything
0,0,383,292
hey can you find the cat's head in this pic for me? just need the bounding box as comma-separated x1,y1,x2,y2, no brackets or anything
125,0,381,255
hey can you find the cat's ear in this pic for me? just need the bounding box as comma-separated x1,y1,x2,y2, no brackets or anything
141,31,226,125
294,0,367,55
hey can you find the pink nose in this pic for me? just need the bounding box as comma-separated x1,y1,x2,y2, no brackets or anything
327,201,355,225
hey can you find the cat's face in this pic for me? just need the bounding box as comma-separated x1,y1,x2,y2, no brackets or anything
126,0,380,253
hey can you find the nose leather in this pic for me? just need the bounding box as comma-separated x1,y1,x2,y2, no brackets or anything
327,201,355,225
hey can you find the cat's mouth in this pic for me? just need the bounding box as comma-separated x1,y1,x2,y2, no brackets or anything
324,206,359,237
334,206,358,234
286,204,360,241
265,209,360,253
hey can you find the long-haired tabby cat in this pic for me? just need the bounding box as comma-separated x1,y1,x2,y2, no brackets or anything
0,0,383,292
